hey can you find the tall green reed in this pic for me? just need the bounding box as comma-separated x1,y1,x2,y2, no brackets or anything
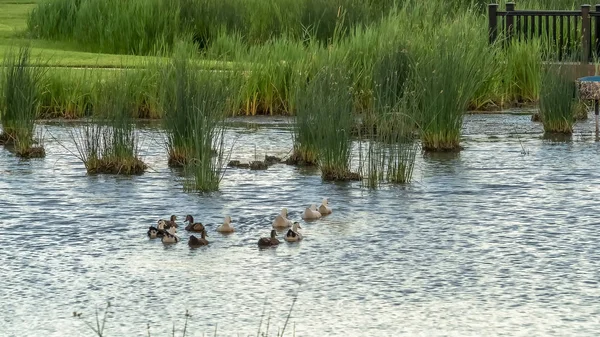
294,65,355,180
0,46,46,158
161,43,233,191
409,17,492,151
70,71,146,174
539,65,576,134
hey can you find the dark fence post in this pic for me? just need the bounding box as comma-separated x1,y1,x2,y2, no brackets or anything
595,4,600,58
582,5,591,63
506,2,516,42
489,3,499,44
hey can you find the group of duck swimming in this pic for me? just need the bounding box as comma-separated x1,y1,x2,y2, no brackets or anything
146,198,333,248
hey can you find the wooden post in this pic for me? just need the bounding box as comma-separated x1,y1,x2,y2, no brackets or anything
582,5,591,63
506,2,516,42
489,4,499,45
595,4,600,57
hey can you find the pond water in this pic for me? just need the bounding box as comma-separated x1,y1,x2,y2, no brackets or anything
2,113,600,337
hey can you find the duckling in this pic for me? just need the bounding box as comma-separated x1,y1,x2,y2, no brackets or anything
272,208,293,228
302,204,322,220
284,222,303,242
216,215,235,233
184,215,205,232
188,229,209,247
258,229,280,247
161,231,179,244
318,198,332,215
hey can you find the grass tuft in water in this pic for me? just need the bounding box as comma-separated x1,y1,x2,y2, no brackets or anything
161,42,233,191
293,65,357,180
0,46,46,158
70,71,146,175
539,66,576,134
409,18,492,152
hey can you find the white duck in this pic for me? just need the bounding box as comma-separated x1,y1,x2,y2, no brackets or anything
302,204,322,220
216,215,235,233
272,208,293,228
284,222,303,242
318,198,332,215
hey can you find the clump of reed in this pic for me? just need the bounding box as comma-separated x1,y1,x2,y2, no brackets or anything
161,43,233,191
0,46,46,158
39,68,95,119
70,71,146,174
361,44,418,188
409,17,492,151
293,65,357,180
539,66,576,134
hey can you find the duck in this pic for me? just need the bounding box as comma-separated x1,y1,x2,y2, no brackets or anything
258,229,280,247
272,208,293,228
147,220,168,239
184,215,205,232
166,215,179,229
302,204,322,220
161,231,179,244
216,215,234,233
318,198,332,215
188,229,209,247
284,222,303,242
147,226,160,239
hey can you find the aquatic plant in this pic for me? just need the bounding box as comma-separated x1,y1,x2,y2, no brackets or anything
539,66,576,134
161,43,233,191
409,17,492,151
0,46,46,158
294,65,356,180
70,71,146,174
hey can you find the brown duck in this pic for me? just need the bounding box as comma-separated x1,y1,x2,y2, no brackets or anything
184,215,205,232
188,229,209,247
258,229,280,247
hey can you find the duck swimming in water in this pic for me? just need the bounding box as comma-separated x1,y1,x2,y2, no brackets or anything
284,222,303,242
148,220,168,239
161,230,179,244
216,215,234,233
272,208,293,228
188,229,209,247
258,229,280,247
318,198,332,215
167,215,179,229
302,204,322,220
184,215,205,232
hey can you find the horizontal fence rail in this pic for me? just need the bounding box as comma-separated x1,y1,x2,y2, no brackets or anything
488,2,600,63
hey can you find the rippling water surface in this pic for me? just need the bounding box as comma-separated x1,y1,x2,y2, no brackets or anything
2,113,600,337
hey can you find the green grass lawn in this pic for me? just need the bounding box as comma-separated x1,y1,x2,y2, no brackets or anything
0,0,233,69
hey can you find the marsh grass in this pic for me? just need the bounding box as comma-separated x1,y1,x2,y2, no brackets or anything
293,65,357,180
161,43,234,191
0,46,46,158
409,18,492,152
539,65,576,134
69,71,146,174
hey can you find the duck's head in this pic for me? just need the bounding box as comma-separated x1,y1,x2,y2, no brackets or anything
224,215,232,225
270,229,277,238
157,220,167,230
321,198,328,206
170,215,177,222
309,204,318,211
184,214,193,223
281,208,288,217
292,221,302,231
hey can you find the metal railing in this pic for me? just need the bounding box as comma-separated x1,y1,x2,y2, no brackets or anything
488,2,600,63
